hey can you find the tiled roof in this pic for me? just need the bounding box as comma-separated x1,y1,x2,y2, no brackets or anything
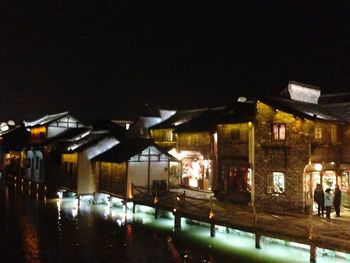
149,108,209,130
319,92,350,122
319,92,350,104
173,107,227,133
323,104,350,122
91,138,178,163
92,119,126,140
64,130,112,153
47,127,92,142
173,102,256,133
261,96,346,122
24,111,70,127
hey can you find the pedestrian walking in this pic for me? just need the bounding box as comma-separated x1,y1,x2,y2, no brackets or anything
324,188,333,220
333,184,341,217
314,184,325,216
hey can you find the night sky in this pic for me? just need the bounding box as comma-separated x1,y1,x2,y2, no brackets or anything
1,1,350,122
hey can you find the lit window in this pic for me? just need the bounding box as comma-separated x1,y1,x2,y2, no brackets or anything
314,127,322,139
341,172,349,192
267,172,285,195
165,130,173,142
272,124,286,140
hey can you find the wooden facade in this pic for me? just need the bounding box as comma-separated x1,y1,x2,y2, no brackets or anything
98,162,127,198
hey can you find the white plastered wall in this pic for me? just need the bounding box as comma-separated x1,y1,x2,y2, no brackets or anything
77,137,119,195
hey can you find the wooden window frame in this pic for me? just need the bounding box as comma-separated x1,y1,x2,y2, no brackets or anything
272,123,286,141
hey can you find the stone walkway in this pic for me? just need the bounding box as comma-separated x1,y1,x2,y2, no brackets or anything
167,188,350,254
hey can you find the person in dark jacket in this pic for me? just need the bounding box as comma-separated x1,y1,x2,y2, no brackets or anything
333,184,341,217
313,183,324,216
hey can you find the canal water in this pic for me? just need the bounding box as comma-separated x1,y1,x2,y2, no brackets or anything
0,179,349,263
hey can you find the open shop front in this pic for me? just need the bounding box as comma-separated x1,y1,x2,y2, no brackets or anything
180,151,212,191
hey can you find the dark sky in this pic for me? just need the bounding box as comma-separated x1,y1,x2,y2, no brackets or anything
1,1,350,122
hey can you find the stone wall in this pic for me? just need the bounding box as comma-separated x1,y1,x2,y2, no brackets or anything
254,102,310,214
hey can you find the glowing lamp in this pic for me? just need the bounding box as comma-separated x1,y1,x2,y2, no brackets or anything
314,163,323,171
209,211,215,219
154,196,159,204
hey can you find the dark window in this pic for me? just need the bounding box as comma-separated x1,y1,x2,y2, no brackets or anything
39,160,43,180
35,157,39,170
230,128,240,141
228,168,251,192
25,158,30,168
39,132,45,140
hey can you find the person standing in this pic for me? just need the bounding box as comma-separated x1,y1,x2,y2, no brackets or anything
324,188,333,220
314,184,324,216
333,184,341,217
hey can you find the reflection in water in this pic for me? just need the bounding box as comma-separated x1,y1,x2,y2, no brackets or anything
20,216,40,263
1,178,350,263
166,236,182,263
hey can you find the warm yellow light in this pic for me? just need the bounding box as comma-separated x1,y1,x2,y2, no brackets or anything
209,211,215,219
314,163,323,171
30,126,47,140
154,196,159,204
62,153,78,162
213,132,218,143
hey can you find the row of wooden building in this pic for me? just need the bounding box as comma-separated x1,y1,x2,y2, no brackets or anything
2,81,350,214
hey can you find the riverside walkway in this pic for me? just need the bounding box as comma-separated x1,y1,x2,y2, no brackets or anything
131,186,350,262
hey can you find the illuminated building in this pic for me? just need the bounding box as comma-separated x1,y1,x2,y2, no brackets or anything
21,112,85,194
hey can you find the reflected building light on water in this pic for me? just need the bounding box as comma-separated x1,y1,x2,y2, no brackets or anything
5,185,9,201
110,197,124,207
57,200,61,220
104,205,111,219
20,217,40,263
136,205,154,214
80,194,93,203
57,191,63,199
72,198,79,218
